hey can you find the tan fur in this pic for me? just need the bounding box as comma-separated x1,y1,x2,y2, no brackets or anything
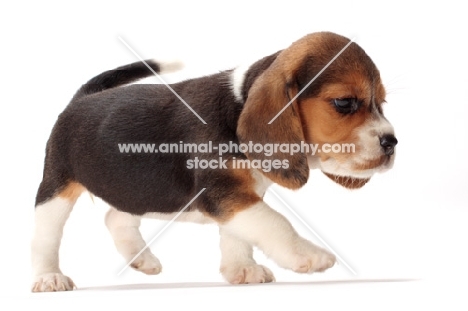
210,162,262,222
299,82,369,164
58,182,85,201
31,32,395,292
238,32,388,190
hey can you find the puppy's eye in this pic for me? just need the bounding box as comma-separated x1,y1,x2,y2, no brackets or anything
332,98,361,114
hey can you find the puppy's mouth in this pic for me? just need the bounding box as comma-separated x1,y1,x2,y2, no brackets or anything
352,155,391,171
323,172,370,189
319,155,394,189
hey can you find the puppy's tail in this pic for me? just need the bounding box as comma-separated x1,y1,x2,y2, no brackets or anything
72,59,184,101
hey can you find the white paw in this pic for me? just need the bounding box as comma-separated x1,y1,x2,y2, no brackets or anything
31,273,76,292
221,263,275,284
291,239,336,273
129,251,162,275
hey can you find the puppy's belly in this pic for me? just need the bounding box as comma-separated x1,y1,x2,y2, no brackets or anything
142,211,215,224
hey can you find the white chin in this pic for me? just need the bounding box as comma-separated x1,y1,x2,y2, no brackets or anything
308,155,394,179
308,157,374,179
322,172,371,189
323,167,376,179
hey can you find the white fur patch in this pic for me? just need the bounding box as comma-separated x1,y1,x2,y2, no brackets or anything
142,210,214,224
31,197,75,292
231,62,253,102
220,202,336,273
316,114,396,179
105,207,162,275
250,169,273,197
155,59,185,74
317,157,381,179
219,228,275,284
32,273,76,292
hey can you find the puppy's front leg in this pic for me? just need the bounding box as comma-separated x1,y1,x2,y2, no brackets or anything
220,201,336,274
219,228,275,284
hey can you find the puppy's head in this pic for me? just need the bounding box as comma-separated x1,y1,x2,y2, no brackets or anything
237,32,397,190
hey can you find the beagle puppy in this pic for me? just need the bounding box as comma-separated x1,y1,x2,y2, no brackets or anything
31,32,397,292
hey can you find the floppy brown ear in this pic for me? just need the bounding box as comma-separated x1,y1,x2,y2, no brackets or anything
236,60,309,190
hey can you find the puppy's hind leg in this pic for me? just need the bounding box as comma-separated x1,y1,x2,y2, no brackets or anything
31,181,84,292
105,207,162,275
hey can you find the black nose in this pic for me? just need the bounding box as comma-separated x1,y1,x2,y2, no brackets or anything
379,134,398,156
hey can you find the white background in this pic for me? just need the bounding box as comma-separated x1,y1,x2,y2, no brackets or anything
1,0,467,309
